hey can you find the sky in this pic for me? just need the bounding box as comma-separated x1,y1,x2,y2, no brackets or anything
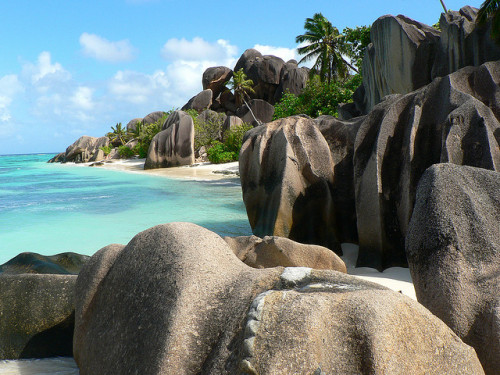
0,0,483,154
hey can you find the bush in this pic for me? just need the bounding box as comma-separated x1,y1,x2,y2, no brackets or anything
192,112,226,152
99,145,112,156
206,123,253,164
118,145,136,158
273,74,362,119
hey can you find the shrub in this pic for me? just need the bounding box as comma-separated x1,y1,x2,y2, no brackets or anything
207,141,237,164
192,112,226,152
273,74,362,119
99,145,112,156
206,123,253,164
118,145,136,158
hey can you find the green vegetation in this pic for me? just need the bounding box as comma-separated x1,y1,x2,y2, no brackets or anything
189,110,226,151
99,145,112,156
118,145,136,158
477,0,500,44
206,123,253,164
225,69,260,125
107,123,128,146
273,15,370,120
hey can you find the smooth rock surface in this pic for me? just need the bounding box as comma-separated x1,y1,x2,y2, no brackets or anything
406,163,500,375
224,235,347,272
182,89,213,112
0,252,89,275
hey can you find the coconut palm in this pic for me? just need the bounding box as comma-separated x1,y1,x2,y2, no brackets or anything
107,123,128,146
477,0,500,43
296,13,358,84
226,68,261,125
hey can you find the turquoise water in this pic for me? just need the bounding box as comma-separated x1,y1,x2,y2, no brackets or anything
0,153,251,265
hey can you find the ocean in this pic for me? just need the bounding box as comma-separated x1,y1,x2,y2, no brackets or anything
0,153,252,374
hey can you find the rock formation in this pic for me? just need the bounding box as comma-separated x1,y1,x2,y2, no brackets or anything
126,117,143,133
182,89,213,112
239,116,340,252
236,98,275,126
49,135,109,163
354,61,500,269
202,66,232,99
0,274,75,359
0,252,89,275
274,59,309,102
406,163,500,375
74,222,484,374
354,7,500,115
224,235,347,272
144,110,195,169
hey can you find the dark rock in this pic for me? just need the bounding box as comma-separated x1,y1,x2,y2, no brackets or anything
0,252,89,275
143,111,165,125
73,223,484,374
48,152,65,163
274,60,309,102
236,99,275,126
222,115,243,134
224,235,347,271
63,135,109,163
182,89,213,112
202,66,232,99
0,274,76,359
406,163,500,375
353,61,500,270
219,89,237,113
314,115,365,243
144,110,195,169
239,116,340,253
126,117,143,133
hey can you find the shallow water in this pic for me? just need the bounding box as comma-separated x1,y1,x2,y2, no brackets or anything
0,154,252,265
0,357,79,375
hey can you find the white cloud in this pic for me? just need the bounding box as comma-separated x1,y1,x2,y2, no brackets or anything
252,44,299,62
80,33,136,62
108,70,170,104
0,74,24,123
22,52,71,94
161,37,237,62
71,87,95,110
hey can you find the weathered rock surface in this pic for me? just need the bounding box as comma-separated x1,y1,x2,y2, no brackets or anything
0,274,76,359
144,110,195,169
240,116,340,253
73,223,281,374
354,61,500,270
315,115,365,243
182,89,213,112
432,6,500,80
74,223,484,374
50,135,109,163
142,111,165,125
406,163,500,375
354,7,500,115
222,115,244,134
0,252,89,275
224,235,347,272
274,59,309,102
234,49,285,104
202,66,232,99
236,99,275,126
126,117,143,132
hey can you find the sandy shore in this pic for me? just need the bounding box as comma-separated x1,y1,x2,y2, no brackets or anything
90,158,241,181
84,158,416,300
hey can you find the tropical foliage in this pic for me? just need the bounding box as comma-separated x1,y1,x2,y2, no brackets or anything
107,123,128,146
296,13,364,83
206,123,253,164
477,0,500,44
225,68,260,125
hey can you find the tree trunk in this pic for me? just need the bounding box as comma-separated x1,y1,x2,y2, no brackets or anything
242,96,262,126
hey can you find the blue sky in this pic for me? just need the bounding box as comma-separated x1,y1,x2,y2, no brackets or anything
0,0,482,154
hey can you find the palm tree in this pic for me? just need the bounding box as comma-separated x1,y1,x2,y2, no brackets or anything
107,123,128,146
226,68,261,125
477,0,500,44
296,13,358,84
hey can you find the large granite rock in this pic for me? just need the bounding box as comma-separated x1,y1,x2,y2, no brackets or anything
432,6,500,79
224,235,347,272
73,223,281,374
0,274,76,359
182,89,213,112
144,110,195,169
406,163,500,375
142,111,165,125
274,59,310,102
314,115,365,243
353,61,500,270
50,135,109,163
74,223,484,374
354,7,500,115
239,116,340,253
202,66,232,99
356,15,441,114
0,252,89,275
236,99,275,126
126,117,143,133
234,49,285,104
